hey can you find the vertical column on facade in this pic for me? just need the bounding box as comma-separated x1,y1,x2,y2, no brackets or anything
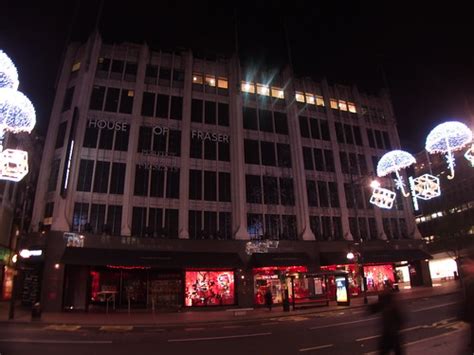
177,51,193,239
228,56,248,240
283,68,314,240
321,79,353,241
120,43,148,236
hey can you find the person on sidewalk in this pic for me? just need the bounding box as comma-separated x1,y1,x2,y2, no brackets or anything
460,250,474,353
264,287,273,311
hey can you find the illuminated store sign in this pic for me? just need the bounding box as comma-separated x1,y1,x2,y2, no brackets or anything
88,120,128,131
191,129,229,143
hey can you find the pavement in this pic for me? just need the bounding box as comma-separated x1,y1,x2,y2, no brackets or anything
0,280,462,327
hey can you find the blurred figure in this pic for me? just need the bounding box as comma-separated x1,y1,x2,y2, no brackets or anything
369,288,405,355
460,250,474,353
264,287,273,311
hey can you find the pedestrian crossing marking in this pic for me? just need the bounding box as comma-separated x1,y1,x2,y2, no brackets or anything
44,325,81,332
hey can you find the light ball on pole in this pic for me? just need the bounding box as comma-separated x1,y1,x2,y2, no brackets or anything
0,88,36,134
0,50,19,90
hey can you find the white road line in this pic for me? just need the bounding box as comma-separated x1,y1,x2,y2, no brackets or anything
168,332,272,343
356,325,422,341
299,344,334,352
0,338,112,344
404,329,464,347
260,322,279,326
412,301,458,313
184,327,205,331
309,317,378,330
222,325,243,329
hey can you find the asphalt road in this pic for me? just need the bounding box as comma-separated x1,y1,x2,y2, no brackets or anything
0,293,470,355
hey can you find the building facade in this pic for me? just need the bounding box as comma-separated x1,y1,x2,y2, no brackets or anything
28,33,431,312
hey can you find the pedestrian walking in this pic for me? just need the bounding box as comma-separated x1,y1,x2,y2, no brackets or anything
264,287,273,311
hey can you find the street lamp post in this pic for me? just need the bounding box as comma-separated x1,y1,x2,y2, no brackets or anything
347,250,368,305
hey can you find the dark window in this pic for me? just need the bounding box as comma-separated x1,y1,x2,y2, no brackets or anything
324,150,335,172
89,85,105,110
83,123,98,148
204,171,217,201
55,121,67,149
219,212,232,239
62,86,75,112
335,123,345,143
310,216,321,240
260,141,276,166
218,103,229,126
204,101,216,124
247,213,263,238
76,159,94,192
114,124,130,151
265,214,281,238
93,161,110,193
189,170,202,200
137,126,152,152
119,89,134,114
98,128,114,150
141,92,155,116
246,175,262,203
328,181,339,207
164,209,179,238
218,172,231,202
168,130,181,157
314,149,324,171
191,99,203,123
104,87,120,112
321,216,332,241
369,218,378,240
309,119,320,140
89,204,106,234
345,183,355,208
258,109,273,132
148,208,162,237
279,178,295,206
189,210,202,239
110,60,124,78
72,203,89,232
318,181,329,207
47,159,60,192
349,153,358,175
172,69,185,84
299,116,310,138
204,140,217,160
281,215,297,240
125,61,137,76
150,169,165,197
367,129,375,148
303,147,314,170
333,217,343,240
190,134,202,159
374,130,384,149
218,141,230,162
244,139,260,164
263,176,279,205
382,131,392,150
353,126,363,146
134,165,149,196
306,180,318,206
97,57,111,73
166,169,180,198
132,207,147,237
152,129,167,153
277,143,291,168
344,124,354,145
109,163,126,194
358,154,368,174
170,96,183,120
145,64,158,84
159,67,171,80
243,107,258,130
204,211,218,236
320,120,330,140
107,205,122,236
156,94,169,118
274,112,288,134
340,152,349,174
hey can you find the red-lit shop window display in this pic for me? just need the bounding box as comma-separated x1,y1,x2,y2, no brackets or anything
253,266,309,305
364,264,395,292
185,270,235,307
321,264,362,297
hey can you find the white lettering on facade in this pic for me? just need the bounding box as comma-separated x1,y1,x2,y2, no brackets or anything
152,126,169,135
88,120,127,131
191,129,229,143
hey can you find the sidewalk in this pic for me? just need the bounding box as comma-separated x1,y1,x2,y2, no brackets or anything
0,281,461,327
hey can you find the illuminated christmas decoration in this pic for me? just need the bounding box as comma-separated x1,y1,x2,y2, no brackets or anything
408,174,441,211
369,186,396,209
377,150,416,197
0,148,28,182
245,239,280,255
425,121,472,179
0,50,19,90
465,144,474,167
0,88,36,135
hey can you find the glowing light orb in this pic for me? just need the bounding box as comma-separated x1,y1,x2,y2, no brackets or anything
369,187,396,209
465,144,474,167
425,121,472,179
0,50,19,90
0,148,28,182
377,150,416,197
0,88,36,134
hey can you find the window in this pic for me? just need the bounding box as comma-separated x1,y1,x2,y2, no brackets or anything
338,100,347,111
274,112,288,134
170,96,183,120
191,99,203,123
349,153,358,175
260,141,276,166
305,94,315,105
219,212,232,239
314,149,324,171
132,207,147,237
93,161,110,193
160,67,172,81
279,178,295,206
333,217,343,240
335,122,345,143
265,214,281,238
156,94,169,118
330,99,338,109
72,203,89,232
348,102,357,113
71,62,81,72
166,169,180,199
189,170,202,200
145,65,158,84
344,124,354,144
281,215,297,240
310,216,321,240
367,129,375,148
263,176,279,205
164,209,179,238
47,159,60,192
124,62,137,81
104,87,120,112
340,152,349,174
55,121,67,149
277,143,291,168
168,130,181,156
89,85,105,110
219,172,231,202
76,159,94,192
303,147,314,170
320,120,330,140
328,182,339,207
218,103,229,126
203,171,217,201
244,139,260,165
89,204,105,234
307,180,318,207
110,60,124,79
243,107,258,130
192,73,203,84
206,212,220,237
256,84,270,96
309,119,320,140
247,213,263,238
358,154,368,174
382,131,392,150
150,169,165,197
109,163,126,194
97,57,110,73
204,140,217,160
137,126,152,152
241,81,255,93
189,210,202,239
316,95,325,106
173,70,185,86
204,101,216,124
246,175,262,203
353,126,363,146
153,128,167,153
369,218,378,240
62,86,74,112
142,92,155,116
324,150,335,172
107,205,122,236
114,124,129,151
217,77,228,89
258,109,273,132
134,165,149,196
271,86,284,99
218,141,230,162
190,134,202,159
299,116,310,138
295,91,305,103
322,216,332,240
205,75,216,87
318,181,329,207
374,130,384,149
98,128,114,150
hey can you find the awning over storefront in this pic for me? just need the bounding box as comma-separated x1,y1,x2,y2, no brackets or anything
249,253,311,267
61,248,243,269
361,249,432,264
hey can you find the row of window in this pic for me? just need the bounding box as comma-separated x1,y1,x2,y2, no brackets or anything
83,122,130,151
339,151,368,175
131,207,179,238
382,217,409,240
134,165,180,198
77,160,126,194
72,202,122,235
329,99,357,113
89,86,134,114
302,147,335,172
243,107,289,134
146,64,184,87
189,170,231,202
191,99,229,126
367,128,392,150
96,57,138,82
295,92,325,106
309,215,343,241
189,210,232,240
244,140,291,168
306,180,340,208
247,213,297,240
245,175,295,206
193,73,228,89
141,92,183,119
190,134,230,161
137,126,181,156
298,116,331,141
241,81,284,99
335,122,363,146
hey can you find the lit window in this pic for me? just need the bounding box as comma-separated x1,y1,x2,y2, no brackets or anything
256,84,270,96
127,90,134,97
217,77,228,89
330,99,338,109
316,95,325,106
348,102,357,113
295,91,305,103
305,94,315,105
205,75,216,86
271,87,284,99
431,213,438,219
338,100,347,111
71,62,81,72
192,73,203,84
241,81,255,93
420,216,426,222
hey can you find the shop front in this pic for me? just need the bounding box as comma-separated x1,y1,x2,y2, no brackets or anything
184,270,235,306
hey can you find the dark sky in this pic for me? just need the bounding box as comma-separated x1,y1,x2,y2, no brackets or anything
2,1,474,152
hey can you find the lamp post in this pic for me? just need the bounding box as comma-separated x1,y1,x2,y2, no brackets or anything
347,250,368,305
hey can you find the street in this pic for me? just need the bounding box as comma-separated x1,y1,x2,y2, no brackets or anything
0,293,470,355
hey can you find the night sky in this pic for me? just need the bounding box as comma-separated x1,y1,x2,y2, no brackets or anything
2,1,474,152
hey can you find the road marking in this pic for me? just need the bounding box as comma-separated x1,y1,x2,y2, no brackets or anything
309,317,378,330
99,326,133,332
299,344,334,352
144,328,166,332
412,301,458,312
276,316,309,322
356,325,422,341
260,322,279,326
403,328,464,347
43,325,81,332
222,325,243,329
168,332,272,342
0,338,112,344
184,327,205,331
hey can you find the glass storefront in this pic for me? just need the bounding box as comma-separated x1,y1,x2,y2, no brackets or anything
364,264,395,292
184,270,235,306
